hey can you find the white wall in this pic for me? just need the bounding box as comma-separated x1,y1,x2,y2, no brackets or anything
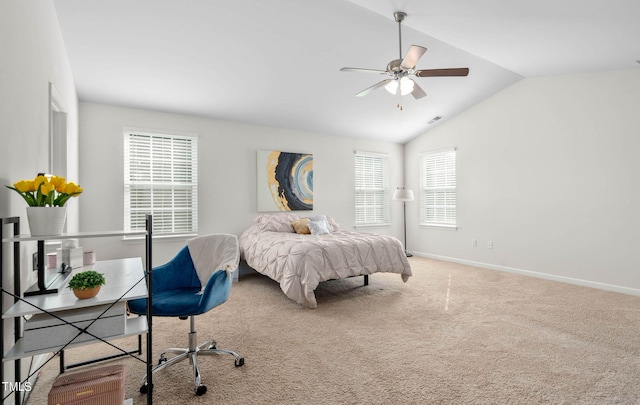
405,68,640,294
78,102,407,265
0,0,78,399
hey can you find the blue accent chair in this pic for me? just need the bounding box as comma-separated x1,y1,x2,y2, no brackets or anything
128,235,244,396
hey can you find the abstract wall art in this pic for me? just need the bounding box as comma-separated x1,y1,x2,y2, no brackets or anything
257,150,313,212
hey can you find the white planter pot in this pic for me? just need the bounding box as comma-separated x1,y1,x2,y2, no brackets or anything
26,206,67,237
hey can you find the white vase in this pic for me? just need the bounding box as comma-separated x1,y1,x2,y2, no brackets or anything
26,206,67,237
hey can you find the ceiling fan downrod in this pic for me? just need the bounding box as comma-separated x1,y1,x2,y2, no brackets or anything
394,11,406,60
395,11,407,110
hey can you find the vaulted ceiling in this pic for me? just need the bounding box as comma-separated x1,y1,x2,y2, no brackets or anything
53,0,640,143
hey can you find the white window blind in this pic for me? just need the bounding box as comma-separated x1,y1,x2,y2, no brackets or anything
420,149,456,227
355,152,390,226
124,131,198,235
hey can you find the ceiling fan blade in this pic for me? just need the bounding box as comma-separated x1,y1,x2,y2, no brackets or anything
356,79,392,97
400,45,427,70
411,82,427,99
415,68,469,77
340,67,387,74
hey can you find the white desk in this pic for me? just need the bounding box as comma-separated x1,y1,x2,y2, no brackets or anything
2,258,148,360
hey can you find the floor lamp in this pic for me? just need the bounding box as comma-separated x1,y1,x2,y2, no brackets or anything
393,187,414,257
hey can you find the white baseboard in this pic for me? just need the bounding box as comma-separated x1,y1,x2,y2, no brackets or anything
412,251,640,297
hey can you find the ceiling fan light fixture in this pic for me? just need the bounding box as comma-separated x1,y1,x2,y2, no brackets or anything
399,77,414,95
384,79,399,94
384,77,414,96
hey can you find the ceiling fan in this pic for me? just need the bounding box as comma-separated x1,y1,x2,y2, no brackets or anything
340,11,469,106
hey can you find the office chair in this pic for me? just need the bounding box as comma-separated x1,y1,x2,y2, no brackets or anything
128,234,244,396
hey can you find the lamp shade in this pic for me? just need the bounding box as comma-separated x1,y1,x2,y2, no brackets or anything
393,188,414,202
384,80,398,94
385,77,415,96
399,77,414,95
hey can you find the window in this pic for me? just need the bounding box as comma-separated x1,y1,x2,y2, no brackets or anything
355,152,390,226
420,148,456,227
124,130,198,236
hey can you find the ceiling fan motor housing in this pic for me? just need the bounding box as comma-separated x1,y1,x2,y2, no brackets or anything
387,59,403,73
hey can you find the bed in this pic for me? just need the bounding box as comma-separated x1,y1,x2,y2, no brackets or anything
239,213,412,308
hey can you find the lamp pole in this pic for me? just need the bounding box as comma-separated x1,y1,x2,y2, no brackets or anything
402,200,412,257
393,187,414,258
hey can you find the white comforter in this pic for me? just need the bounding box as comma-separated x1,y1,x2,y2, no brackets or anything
239,215,412,308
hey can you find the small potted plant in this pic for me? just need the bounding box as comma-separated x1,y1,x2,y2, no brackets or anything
67,270,106,299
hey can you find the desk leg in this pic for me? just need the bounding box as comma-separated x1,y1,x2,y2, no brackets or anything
59,350,65,374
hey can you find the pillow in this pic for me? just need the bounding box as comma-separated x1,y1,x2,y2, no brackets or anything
308,214,327,222
326,216,340,232
309,214,340,232
309,220,332,235
256,213,299,233
308,214,336,233
291,218,311,234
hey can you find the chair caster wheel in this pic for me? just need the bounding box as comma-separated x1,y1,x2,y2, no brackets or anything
195,385,207,396
235,357,245,367
158,355,167,365
139,384,148,394
209,344,217,350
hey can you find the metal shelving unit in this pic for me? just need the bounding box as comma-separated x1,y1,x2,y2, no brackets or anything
1,215,154,404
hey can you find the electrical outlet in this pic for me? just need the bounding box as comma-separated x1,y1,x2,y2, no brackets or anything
487,241,494,249
471,239,477,247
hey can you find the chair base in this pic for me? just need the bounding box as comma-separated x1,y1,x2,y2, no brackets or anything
139,316,244,396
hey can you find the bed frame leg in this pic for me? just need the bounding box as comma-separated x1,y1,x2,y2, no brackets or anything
364,275,369,286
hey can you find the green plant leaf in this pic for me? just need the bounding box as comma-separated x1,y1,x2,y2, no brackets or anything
6,186,37,206
67,270,106,290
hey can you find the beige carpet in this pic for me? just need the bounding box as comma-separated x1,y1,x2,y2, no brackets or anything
25,257,640,404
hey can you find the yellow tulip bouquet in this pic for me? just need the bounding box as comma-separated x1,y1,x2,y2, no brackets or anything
6,174,83,207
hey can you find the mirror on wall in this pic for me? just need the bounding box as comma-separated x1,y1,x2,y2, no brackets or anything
49,82,67,177
48,82,68,236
